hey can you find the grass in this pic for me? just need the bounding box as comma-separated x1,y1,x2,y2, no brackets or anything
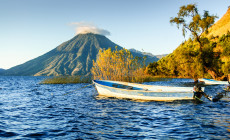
40,75,92,84
40,74,172,84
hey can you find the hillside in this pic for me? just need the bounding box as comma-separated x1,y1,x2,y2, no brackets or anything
146,7,230,79
208,7,230,37
3,33,158,76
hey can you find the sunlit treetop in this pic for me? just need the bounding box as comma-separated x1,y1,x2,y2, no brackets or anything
170,4,217,39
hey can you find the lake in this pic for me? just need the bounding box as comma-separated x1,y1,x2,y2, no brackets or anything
0,76,229,139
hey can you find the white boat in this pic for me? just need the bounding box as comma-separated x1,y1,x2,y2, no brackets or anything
199,78,229,85
93,80,199,101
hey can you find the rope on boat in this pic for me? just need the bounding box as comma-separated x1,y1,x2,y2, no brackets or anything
63,83,93,96
194,96,203,102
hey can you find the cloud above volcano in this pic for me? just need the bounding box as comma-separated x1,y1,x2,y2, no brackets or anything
70,22,110,36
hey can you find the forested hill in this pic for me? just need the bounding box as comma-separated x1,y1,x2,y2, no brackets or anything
2,33,158,76
146,7,230,80
207,7,230,38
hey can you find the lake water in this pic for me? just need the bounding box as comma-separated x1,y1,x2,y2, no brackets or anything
0,76,229,139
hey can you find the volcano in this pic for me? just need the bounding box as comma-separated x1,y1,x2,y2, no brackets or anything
3,33,158,76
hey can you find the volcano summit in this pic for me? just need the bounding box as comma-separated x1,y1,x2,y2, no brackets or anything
3,33,158,76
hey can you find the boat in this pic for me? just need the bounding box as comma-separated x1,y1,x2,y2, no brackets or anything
93,80,200,101
198,78,229,85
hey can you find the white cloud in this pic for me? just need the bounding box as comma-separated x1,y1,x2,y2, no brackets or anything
70,22,110,36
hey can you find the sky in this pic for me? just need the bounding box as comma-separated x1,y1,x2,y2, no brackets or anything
0,0,229,69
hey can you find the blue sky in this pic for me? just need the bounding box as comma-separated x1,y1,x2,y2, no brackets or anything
0,0,229,69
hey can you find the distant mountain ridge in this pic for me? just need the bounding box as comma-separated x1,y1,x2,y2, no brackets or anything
2,33,158,76
129,48,168,60
0,68,5,74
155,54,168,59
129,48,155,57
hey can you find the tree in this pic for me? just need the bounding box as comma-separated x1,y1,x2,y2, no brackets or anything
145,62,158,76
170,4,219,79
91,47,146,82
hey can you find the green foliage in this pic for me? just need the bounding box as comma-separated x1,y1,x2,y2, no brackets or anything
167,4,222,79
220,32,230,56
147,4,228,80
170,4,217,39
146,33,230,79
145,62,158,75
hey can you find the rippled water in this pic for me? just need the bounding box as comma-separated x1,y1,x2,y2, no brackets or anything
0,76,229,139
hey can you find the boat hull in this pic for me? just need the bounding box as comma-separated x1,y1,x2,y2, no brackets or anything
199,78,229,85
93,80,194,101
